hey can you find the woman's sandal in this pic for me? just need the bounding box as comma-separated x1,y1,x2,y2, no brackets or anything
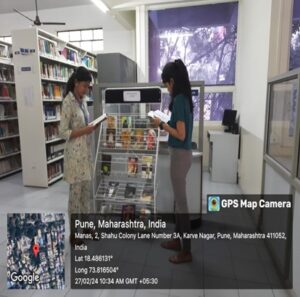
160,239,181,251
169,251,192,264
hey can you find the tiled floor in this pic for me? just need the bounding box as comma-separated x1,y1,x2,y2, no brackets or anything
0,172,294,297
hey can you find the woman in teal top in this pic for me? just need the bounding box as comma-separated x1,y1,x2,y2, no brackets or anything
153,59,194,264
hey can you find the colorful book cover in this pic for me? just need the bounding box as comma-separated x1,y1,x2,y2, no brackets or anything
106,128,116,148
133,128,145,149
101,154,112,176
121,204,136,221
127,157,138,177
120,129,131,149
106,181,119,198
146,129,156,150
141,156,153,179
141,185,154,202
107,115,117,129
124,183,137,199
121,116,132,128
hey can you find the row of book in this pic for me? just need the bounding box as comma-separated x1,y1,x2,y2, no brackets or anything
106,115,149,130
0,122,19,138
0,139,20,157
44,104,61,121
46,142,65,161
40,61,75,81
104,128,157,150
0,67,14,82
45,124,60,141
0,104,17,119
0,84,15,99
42,83,65,99
47,160,63,181
0,155,21,176
101,154,153,179
38,37,97,68
100,181,154,202
82,56,96,69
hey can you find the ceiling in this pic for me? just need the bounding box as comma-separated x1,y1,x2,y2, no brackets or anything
0,0,209,14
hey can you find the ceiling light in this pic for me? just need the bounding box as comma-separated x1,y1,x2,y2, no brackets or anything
90,0,110,13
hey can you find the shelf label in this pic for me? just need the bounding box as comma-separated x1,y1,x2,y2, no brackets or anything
123,91,141,102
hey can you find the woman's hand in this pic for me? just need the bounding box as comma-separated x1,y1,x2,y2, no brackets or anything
85,124,99,135
151,117,161,128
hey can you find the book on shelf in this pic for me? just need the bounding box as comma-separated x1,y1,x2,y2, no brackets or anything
141,184,154,202
0,68,14,82
0,155,21,175
121,116,132,128
148,110,171,123
0,85,16,99
107,115,117,129
40,61,74,81
0,139,20,156
120,129,131,149
106,181,119,198
132,128,145,149
0,44,8,58
38,38,58,57
99,203,113,214
146,129,157,150
139,208,151,222
82,56,96,69
121,204,136,221
46,142,65,160
44,104,61,121
124,183,137,199
47,160,63,181
106,128,116,148
89,113,107,126
127,157,138,177
45,124,59,141
0,122,19,138
42,83,65,99
141,156,153,179
101,154,112,176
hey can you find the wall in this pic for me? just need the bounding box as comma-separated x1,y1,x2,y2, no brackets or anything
235,0,272,194
0,5,136,61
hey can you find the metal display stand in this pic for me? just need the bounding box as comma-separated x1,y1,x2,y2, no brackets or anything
93,86,161,215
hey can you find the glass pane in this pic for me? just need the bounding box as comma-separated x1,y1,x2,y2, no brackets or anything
69,31,81,41
81,30,93,40
58,31,69,42
290,0,300,69
92,40,104,51
80,41,92,52
94,29,103,40
204,92,233,121
148,2,238,84
267,78,298,172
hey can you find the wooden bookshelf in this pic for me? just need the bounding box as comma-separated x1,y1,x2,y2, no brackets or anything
0,40,22,179
12,28,97,187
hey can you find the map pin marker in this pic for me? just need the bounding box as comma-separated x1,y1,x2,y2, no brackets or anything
33,243,39,257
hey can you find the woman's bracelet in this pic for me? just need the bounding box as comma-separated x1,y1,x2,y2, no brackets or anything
159,121,165,130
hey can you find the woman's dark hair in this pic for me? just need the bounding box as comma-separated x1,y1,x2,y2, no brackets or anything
64,66,92,97
161,59,193,113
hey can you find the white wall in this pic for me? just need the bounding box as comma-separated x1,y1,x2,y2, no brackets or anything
234,0,272,194
0,5,136,61
235,0,272,141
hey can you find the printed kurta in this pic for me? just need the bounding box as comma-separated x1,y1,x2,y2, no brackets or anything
59,91,92,184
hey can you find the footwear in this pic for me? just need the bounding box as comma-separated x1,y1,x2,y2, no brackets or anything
169,251,192,264
160,239,181,251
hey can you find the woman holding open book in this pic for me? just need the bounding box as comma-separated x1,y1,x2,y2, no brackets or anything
59,66,99,244
152,59,194,264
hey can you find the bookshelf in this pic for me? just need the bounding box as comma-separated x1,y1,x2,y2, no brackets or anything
12,28,97,187
0,41,22,179
93,86,162,216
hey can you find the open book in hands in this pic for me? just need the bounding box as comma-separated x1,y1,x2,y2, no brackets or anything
89,113,107,126
148,110,171,123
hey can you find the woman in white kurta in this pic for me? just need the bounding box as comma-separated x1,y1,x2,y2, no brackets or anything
59,67,99,241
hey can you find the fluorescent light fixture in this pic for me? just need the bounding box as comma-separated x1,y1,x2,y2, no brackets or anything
90,0,110,13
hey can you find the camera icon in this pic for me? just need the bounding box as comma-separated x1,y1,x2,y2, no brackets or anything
208,196,220,212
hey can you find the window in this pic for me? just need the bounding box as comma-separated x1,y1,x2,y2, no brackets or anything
0,36,12,44
57,28,103,52
148,2,238,85
290,0,300,70
267,78,298,172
